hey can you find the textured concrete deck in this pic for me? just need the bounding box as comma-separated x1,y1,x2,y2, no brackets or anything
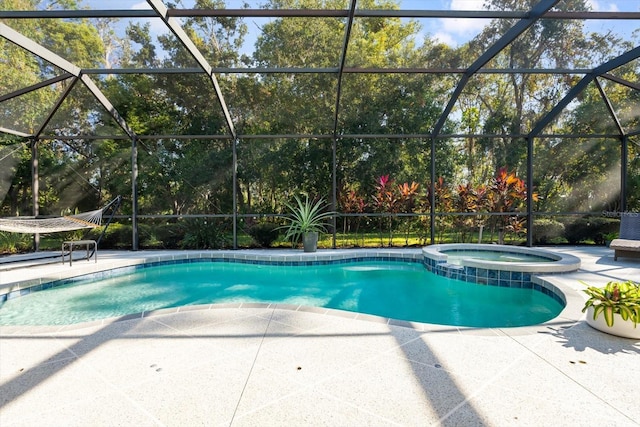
1,247,639,426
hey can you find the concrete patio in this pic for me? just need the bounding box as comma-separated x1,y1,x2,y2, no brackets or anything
0,246,638,426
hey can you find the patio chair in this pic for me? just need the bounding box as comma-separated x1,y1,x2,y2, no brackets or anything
610,213,640,261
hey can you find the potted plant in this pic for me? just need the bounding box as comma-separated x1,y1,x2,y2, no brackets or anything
281,195,334,252
603,231,618,247
581,280,640,339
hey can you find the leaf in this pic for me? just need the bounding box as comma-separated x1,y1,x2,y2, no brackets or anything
581,299,595,312
631,306,640,327
618,305,632,322
603,305,614,327
280,194,334,245
592,304,605,321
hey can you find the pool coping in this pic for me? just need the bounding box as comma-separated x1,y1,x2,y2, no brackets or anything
0,248,586,332
423,243,582,273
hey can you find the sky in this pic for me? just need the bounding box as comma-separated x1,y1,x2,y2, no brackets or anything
417,0,638,47
77,0,638,54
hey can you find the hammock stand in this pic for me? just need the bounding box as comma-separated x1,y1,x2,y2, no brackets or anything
0,195,122,252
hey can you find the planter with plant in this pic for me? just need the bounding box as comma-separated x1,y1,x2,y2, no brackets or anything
281,195,333,252
582,280,640,339
603,232,618,247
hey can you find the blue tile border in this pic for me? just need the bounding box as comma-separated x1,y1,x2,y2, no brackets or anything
421,244,581,307
423,260,566,307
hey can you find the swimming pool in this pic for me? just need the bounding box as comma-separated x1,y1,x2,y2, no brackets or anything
0,259,564,327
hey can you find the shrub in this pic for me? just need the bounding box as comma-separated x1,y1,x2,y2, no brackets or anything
563,218,588,244
139,223,165,249
87,222,132,249
593,217,622,245
139,222,183,249
563,217,620,245
0,231,31,254
533,219,565,244
248,222,280,248
179,218,230,249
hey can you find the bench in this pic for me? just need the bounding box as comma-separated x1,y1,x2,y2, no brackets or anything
62,240,97,266
610,213,640,261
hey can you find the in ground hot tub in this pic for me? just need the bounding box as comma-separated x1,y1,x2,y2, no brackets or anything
422,244,580,304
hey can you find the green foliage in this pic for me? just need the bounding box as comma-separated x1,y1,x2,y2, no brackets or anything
596,218,622,243
582,281,640,328
563,217,620,245
533,219,565,244
91,221,208,250
338,183,367,237
138,222,183,249
0,231,31,254
2,0,639,248
281,195,334,245
486,168,534,244
248,222,281,248
87,222,132,249
179,219,230,249
562,218,588,244
603,231,618,243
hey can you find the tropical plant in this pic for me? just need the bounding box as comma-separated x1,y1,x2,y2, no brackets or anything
372,175,398,246
603,231,618,245
582,280,640,328
338,183,367,246
453,182,479,242
0,231,31,254
398,181,420,246
280,195,333,246
425,176,453,243
488,167,537,244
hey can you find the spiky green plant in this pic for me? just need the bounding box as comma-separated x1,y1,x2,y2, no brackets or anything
0,231,31,254
582,280,640,327
280,195,334,245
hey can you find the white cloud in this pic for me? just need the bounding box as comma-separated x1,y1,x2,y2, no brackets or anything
432,31,457,46
433,0,490,45
440,16,490,36
450,0,485,10
131,2,152,10
586,1,620,12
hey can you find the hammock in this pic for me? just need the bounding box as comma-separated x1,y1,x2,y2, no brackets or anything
0,197,121,234
0,209,103,234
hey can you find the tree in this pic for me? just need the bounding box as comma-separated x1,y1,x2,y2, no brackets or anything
0,0,110,214
458,0,595,181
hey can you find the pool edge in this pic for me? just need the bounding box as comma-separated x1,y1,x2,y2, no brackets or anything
0,248,584,333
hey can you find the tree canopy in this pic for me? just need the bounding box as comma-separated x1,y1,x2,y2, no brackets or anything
1,0,639,247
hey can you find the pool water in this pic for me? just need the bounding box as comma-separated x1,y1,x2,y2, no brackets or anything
442,250,554,265
0,261,563,327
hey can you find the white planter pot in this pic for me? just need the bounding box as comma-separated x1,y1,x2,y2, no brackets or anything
302,232,318,253
585,306,640,340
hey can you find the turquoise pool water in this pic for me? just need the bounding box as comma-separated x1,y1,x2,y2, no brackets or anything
0,261,563,327
442,250,554,264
